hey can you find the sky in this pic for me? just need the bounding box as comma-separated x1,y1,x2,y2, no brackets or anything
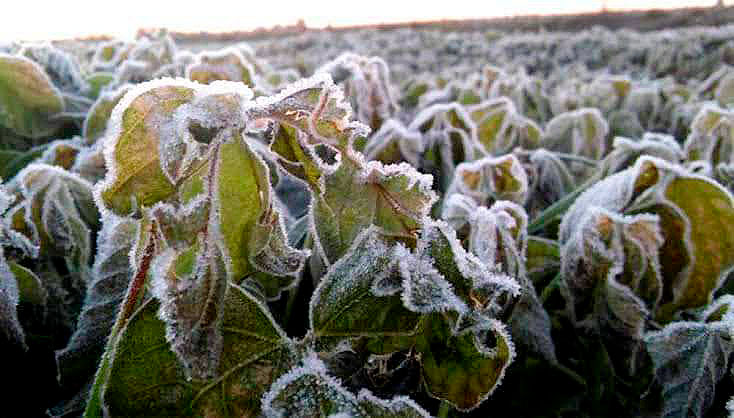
0,0,724,42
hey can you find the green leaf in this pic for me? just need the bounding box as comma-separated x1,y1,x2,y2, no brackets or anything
261,353,431,417
310,227,420,346
97,82,194,215
313,159,436,263
17,163,99,269
187,48,255,86
416,314,514,412
86,282,295,417
0,53,64,139
56,216,137,390
645,321,734,418
560,156,734,322
83,85,130,145
470,98,542,155
444,154,529,211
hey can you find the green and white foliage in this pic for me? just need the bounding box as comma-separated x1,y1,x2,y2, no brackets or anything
186,47,255,87
363,118,424,167
684,104,734,187
0,53,65,140
645,318,734,418
543,108,609,163
318,52,399,131
698,65,734,107
309,223,520,411
8,20,734,418
444,154,529,210
468,98,543,156
408,102,478,192
261,353,432,418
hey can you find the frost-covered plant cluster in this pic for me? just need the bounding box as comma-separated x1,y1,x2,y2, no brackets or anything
3,24,734,418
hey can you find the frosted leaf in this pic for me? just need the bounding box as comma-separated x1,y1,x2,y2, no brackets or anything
19,42,88,96
310,226,420,341
468,97,543,155
560,156,734,321
317,52,399,131
415,314,515,411
0,53,65,138
408,102,479,192
0,247,25,348
561,206,662,328
38,137,83,170
645,321,734,418
578,76,631,114
411,219,520,330
444,154,529,210
95,78,253,216
363,119,424,167
601,133,683,177
152,238,229,380
622,86,662,131
87,282,294,417
312,157,436,264
520,148,577,216
247,72,370,154
262,353,431,418
91,40,133,72
186,47,255,87
17,164,99,269
684,104,734,170
543,108,609,164
697,65,734,106
82,84,131,145
55,215,137,389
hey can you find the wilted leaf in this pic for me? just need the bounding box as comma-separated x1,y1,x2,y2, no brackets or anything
645,321,734,418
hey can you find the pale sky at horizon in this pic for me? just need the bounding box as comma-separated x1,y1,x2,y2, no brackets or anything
1,0,725,42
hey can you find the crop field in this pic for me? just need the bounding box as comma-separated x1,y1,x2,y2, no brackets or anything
3,19,734,418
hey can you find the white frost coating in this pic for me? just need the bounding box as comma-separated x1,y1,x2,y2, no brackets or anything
560,204,663,326
398,244,468,315
644,320,734,418
316,52,399,129
685,104,734,165
561,155,734,308
359,159,438,215
701,295,734,324
308,225,396,331
94,77,196,217
93,76,255,217
363,119,424,167
262,350,432,418
355,389,433,418
185,47,255,84
0,248,26,349
445,154,529,210
543,107,609,161
261,352,356,418
425,219,521,297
